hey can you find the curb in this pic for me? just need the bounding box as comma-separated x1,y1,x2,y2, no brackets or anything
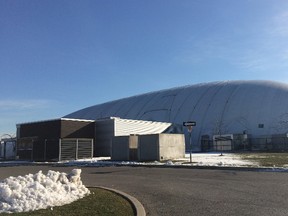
1,162,287,173
91,186,146,216
112,163,288,172
3,162,287,173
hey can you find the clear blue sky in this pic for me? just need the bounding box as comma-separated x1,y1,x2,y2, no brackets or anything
1,0,288,136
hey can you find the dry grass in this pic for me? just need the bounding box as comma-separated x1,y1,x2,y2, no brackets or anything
237,152,288,167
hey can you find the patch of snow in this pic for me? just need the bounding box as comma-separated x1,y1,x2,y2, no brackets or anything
57,152,257,168
0,169,90,213
185,153,256,167
165,160,174,165
55,153,257,168
1,152,284,170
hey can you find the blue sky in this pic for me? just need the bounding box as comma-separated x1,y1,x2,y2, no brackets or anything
1,0,288,136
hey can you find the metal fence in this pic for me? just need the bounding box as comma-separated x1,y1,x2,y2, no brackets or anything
201,136,288,152
249,137,288,151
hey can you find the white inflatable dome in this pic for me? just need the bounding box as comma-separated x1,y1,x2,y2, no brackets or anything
65,80,288,150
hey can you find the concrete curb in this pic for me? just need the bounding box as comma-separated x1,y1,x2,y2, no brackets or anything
112,163,288,172
1,161,288,173
2,162,287,173
91,186,146,216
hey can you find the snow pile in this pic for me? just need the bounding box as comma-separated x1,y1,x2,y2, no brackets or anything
0,169,90,213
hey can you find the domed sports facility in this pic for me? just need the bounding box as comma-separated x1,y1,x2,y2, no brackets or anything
64,80,288,152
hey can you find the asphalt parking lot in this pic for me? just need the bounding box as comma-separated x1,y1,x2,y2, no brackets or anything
1,165,288,216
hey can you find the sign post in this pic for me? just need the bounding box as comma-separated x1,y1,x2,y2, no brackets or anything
183,121,196,163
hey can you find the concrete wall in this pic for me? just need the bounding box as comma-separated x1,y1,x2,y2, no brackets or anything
111,135,138,161
95,119,114,156
111,136,130,161
158,134,185,160
112,134,185,161
138,135,159,161
138,134,185,161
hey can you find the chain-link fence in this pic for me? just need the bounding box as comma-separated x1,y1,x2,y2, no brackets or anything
201,135,288,152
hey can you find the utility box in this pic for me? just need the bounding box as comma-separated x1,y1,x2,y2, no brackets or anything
138,134,185,161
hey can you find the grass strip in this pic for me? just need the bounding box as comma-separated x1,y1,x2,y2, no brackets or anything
2,188,135,216
238,153,288,167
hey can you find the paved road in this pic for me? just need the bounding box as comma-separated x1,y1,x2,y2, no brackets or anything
1,165,288,216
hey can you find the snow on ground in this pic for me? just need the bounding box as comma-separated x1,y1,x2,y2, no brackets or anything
187,153,256,167
0,153,285,213
60,153,257,167
0,153,284,213
0,169,90,213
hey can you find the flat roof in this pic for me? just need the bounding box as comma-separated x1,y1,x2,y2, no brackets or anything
17,118,95,126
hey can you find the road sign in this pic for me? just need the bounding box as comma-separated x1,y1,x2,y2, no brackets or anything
187,125,193,132
183,121,196,163
183,121,196,127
